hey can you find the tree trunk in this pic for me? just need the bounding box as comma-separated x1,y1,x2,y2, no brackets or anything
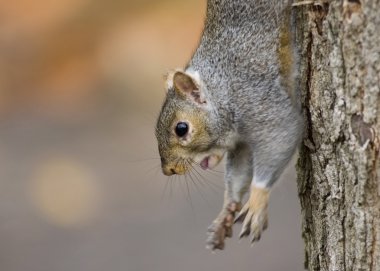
295,1,380,270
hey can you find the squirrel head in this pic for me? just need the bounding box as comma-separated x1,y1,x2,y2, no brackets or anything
155,70,225,176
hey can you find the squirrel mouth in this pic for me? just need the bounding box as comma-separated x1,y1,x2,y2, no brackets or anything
200,157,210,170
200,155,220,170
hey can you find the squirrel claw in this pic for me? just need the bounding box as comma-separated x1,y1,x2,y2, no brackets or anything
234,204,249,224
206,202,240,251
239,230,250,239
251,234,261,244
206,225,226,250
236,203,268,243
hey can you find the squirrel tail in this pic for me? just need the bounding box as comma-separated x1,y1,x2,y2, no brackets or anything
278,2,301,110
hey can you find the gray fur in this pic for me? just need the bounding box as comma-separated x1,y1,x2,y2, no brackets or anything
186,0,302,187
156,0,302,184
155,0,303,249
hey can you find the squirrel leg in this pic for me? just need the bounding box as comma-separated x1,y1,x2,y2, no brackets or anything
235,129,299,243
206,143,252,251
206,191,241,250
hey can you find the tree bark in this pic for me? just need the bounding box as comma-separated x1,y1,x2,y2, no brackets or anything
295,1,380,270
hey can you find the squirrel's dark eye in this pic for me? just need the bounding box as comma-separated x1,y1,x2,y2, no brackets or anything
175,122,188,137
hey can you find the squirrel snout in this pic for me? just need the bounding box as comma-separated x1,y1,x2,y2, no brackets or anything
161,164,187,176
160,158,175,175
162,167,176,176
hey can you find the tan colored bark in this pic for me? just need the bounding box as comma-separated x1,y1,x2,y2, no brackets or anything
295,1,380,270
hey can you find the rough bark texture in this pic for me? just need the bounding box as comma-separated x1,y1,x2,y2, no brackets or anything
295,1,380,271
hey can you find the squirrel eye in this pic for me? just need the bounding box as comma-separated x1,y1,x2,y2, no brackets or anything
175,122,188,137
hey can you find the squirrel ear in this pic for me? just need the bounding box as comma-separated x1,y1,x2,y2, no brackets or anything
172,71,206,105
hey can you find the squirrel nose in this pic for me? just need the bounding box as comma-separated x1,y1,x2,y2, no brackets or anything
162,167,176,176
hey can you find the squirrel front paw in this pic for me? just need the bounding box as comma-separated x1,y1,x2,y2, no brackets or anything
234,186,269,244
206,202,241,251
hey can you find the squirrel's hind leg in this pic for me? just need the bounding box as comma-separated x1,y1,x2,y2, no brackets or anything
235,125,300,243
206,143,253,251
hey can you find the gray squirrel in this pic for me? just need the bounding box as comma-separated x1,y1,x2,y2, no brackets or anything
155,0,303,250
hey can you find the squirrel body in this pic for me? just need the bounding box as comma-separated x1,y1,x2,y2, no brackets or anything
155,0,303,250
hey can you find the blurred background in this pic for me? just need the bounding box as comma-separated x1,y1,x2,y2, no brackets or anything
0,0,304,270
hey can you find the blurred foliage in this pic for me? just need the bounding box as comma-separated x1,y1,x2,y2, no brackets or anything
0,0,204,116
